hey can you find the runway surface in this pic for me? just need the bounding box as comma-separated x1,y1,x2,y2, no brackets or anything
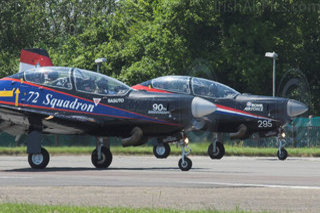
0,155,320,212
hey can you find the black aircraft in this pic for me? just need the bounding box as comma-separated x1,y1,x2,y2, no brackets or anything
0,50,221,171
132,76,308,160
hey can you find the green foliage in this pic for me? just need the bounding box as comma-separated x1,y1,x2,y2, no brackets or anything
0,0,319,113
2,145,320,157
0,203,262,213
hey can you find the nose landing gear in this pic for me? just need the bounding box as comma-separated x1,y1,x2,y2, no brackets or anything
277,130,288,160
178,134,192,171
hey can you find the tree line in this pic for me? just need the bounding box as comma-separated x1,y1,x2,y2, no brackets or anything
1,0,319,114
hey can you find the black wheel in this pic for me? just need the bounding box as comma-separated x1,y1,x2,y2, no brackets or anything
178,157,192,171
208,142,225,159
153,143,171,159
277,148,288,160
91,146,113,168
28,147,50,169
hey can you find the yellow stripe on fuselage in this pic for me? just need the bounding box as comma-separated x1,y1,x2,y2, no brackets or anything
0,89,14,97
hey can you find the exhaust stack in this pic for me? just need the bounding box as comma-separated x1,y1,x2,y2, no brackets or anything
230,124,248,139
122,127,146,147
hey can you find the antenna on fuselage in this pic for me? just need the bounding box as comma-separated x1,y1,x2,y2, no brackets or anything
95,58,107,73
265,51,278,97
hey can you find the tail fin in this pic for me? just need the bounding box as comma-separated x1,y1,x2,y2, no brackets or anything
19,48,53,72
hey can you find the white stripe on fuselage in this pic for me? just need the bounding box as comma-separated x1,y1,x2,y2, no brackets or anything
216,107,274,121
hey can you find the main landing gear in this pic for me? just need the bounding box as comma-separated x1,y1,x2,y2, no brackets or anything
28,147,50,169
152,135,180,159
277,131,288,160
28,143,113,169
26,131,50,169
153,143,171,159
91,137,113,168
26,133,114,169
208,133,225,160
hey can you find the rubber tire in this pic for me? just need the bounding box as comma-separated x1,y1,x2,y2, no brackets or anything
28,147,50,169
208,142,225,159
153,143,171,159
277,148,288,160
91,146,113,168
178,157,192,171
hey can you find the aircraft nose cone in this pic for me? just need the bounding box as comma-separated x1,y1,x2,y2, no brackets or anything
287,99,308,117
191,97,217,118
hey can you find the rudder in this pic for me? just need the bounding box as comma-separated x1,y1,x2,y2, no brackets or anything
19,48,53,72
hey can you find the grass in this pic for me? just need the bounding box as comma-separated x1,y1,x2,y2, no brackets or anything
1,143,320,157
0,203,268,213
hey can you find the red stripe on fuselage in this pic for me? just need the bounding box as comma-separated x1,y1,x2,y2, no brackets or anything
216,104,256,116
216,104,275,120
132,84,172,93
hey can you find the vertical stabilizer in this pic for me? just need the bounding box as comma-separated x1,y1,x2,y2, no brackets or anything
19,48,53,72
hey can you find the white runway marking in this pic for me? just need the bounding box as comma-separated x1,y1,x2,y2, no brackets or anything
1,156,320,212
0,176,31,179
186,181,320,190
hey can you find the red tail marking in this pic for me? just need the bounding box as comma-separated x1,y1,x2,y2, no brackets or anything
20,49,53,66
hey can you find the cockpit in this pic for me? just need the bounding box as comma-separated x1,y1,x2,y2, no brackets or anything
191,77,239,98
150,76,239,98
21,67,131,96
73,68,130,95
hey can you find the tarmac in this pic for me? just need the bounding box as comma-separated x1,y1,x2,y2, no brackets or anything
0,154,320,212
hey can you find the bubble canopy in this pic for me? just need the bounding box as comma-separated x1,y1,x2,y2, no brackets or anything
151,76,240,98
19,67,131,95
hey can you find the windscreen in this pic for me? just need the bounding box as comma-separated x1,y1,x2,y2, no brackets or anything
191,77,239,98
24,67,72,89
151,76,190,94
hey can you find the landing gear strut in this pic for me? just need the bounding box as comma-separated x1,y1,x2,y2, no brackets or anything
208,133,225,160
178,133,192,171
91,137,113,168
153,143,171,159
277,131,288,160
26,131,50,169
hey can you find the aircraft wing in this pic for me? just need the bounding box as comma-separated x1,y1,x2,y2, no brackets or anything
0,103,94,135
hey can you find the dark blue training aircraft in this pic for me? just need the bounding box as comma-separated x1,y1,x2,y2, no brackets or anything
133,76,308,161
0,49,217,171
